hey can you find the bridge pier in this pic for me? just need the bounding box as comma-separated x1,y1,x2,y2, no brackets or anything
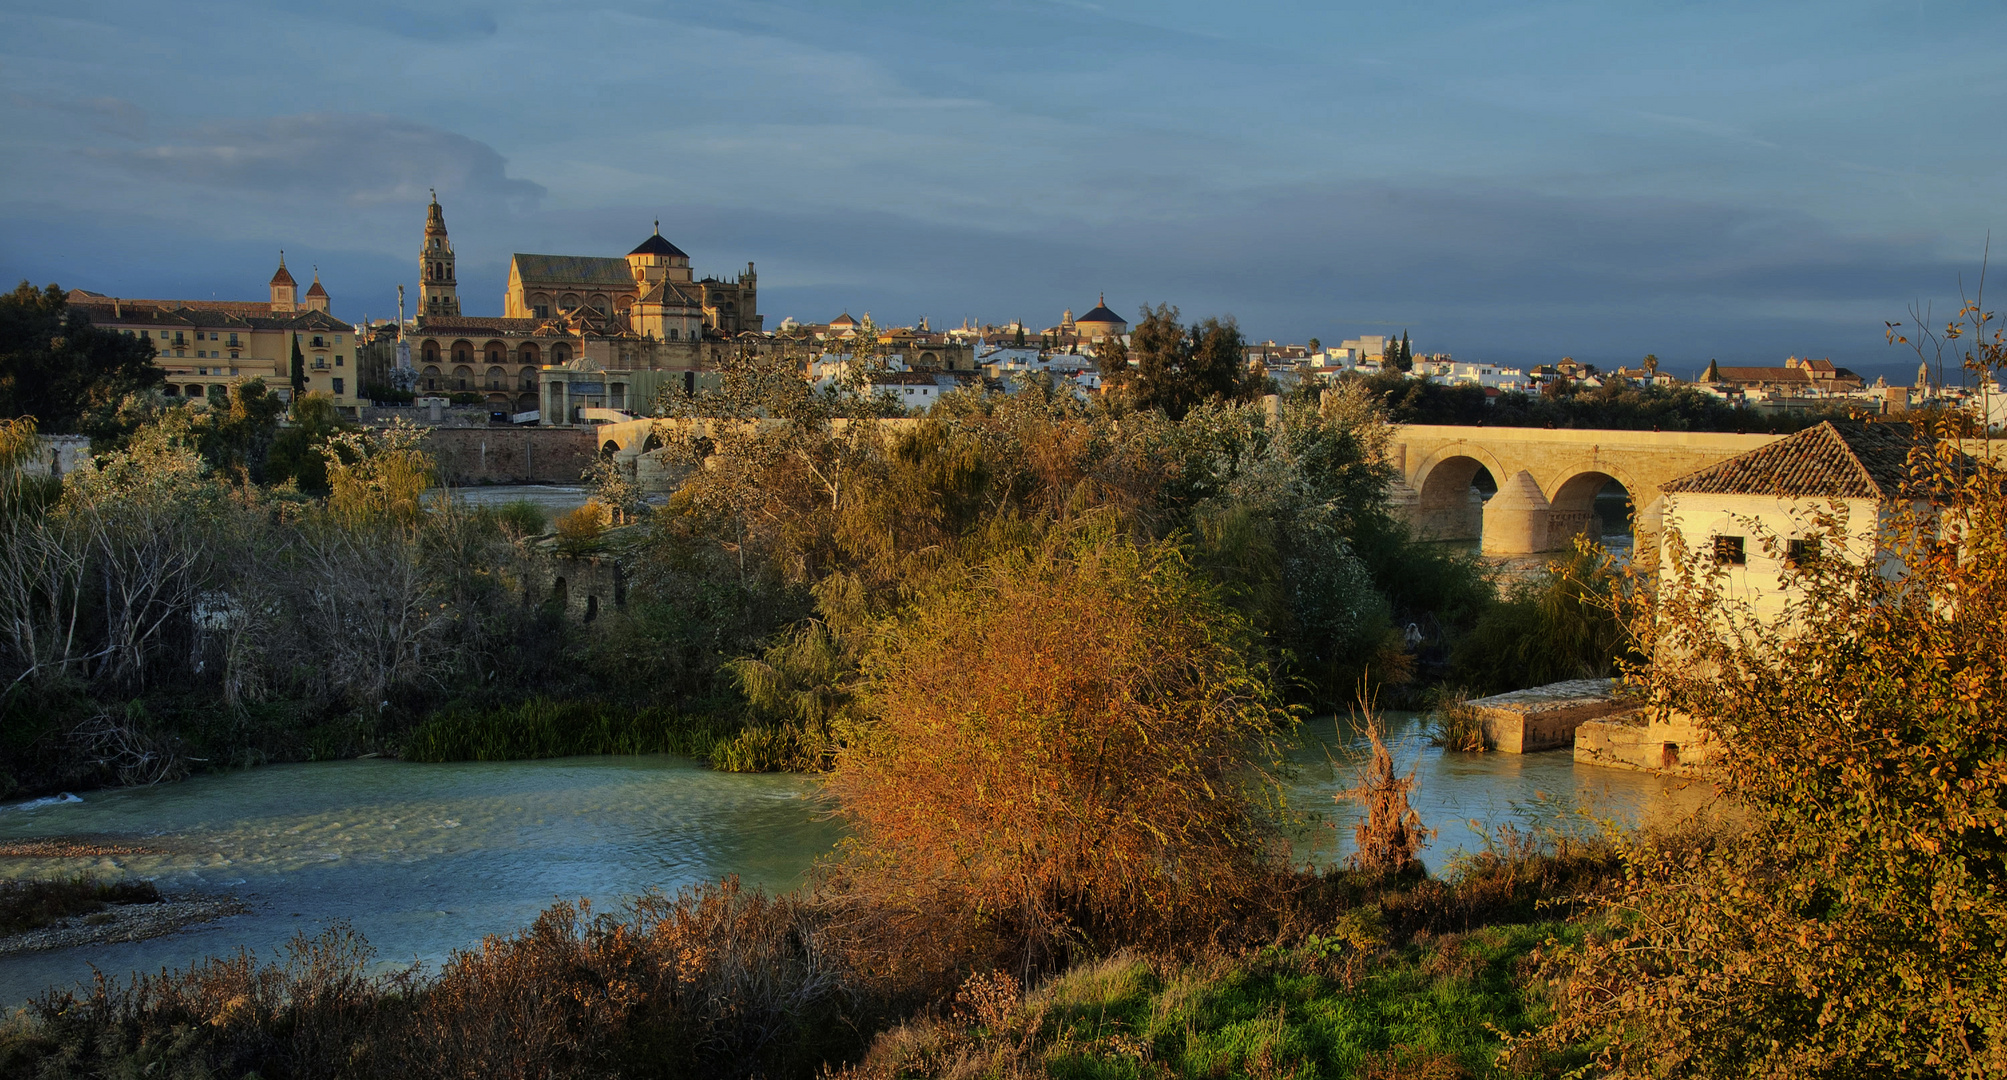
1481,471,1551,555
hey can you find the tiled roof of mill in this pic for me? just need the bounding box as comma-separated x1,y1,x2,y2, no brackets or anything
1661,421,1927,499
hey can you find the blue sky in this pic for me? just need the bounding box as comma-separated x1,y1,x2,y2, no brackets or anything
3,1,2001,378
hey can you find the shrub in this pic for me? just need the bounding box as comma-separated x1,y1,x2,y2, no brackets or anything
1342,715,1434,877
1449,544,1626,693
554,500,612,551
488,497,546,537
830,526,1297,960
0,874,161,935
1422,689,1488,752
1,883,868,1080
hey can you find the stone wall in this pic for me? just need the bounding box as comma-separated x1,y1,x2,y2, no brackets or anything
420,427,597,485
1467,678,1634,753
1574,708,1714,776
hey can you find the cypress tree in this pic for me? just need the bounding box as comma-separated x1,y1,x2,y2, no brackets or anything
289,333,306,397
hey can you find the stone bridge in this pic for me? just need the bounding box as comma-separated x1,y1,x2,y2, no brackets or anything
1388,425,1781,554
587,417,1783,556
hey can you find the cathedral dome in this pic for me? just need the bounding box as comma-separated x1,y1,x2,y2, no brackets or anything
629,225,688,259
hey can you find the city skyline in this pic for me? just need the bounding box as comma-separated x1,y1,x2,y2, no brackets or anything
4,1,2002,381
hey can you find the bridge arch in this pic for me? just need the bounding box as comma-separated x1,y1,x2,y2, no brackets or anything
1545,463,1644,552
1410,444,1511,542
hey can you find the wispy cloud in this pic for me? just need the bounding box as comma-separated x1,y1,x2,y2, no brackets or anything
83,114,544,212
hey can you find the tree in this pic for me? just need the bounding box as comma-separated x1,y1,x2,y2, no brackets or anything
1307,337,1322,353
1126,304,1258,420
1533,297,2007,1075
1641,352,1660,376
830,526,1295,959
0,282,160,432
289,334,306,399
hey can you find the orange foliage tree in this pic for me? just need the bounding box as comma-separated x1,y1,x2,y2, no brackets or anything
828,525,1297,962
1531,295,2007,1077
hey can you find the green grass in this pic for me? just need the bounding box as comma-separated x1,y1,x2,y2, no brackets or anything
862,922,1585,1079
0,875,162,937
400,697,742,763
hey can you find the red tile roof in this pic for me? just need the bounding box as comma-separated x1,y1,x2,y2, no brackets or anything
1661,421,1927,499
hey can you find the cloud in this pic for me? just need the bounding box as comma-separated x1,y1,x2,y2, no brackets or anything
12,95,149,140
84,113,544,212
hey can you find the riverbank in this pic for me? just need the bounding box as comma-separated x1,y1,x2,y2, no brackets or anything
0,893,246,956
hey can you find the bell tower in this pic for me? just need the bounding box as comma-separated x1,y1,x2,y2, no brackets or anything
419,190,460,318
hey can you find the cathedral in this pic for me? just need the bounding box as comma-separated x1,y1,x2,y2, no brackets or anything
407,194,760,419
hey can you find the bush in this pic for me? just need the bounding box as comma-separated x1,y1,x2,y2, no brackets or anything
1,882,869,1080
0,875,161,935
486,497,546,537
554,500,612,552
1449,544,1626,694
830,526,1297,960
1422,689,1488,752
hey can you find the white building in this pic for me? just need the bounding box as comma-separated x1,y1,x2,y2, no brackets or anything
1658,420,1934,622
1420,360,1530,393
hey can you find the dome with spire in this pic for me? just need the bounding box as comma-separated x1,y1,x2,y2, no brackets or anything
270,253,296,288
304,269,328,298
1074,293,1127,341
1078,294,1123,326
629,221,689,259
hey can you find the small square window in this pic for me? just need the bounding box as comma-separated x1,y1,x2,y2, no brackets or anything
1713,535,1746,565
1786,538,1820,566
332,378,344,395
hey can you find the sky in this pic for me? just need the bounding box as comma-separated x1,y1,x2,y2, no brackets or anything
3,0,2002,380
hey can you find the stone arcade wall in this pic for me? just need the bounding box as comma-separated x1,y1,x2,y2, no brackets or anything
420,427,597,485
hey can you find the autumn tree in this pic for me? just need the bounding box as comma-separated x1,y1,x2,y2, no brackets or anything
1531,295,2007,1077
830,526,1296,961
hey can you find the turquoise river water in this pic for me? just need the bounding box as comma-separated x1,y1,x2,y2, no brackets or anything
0,712,1708,1003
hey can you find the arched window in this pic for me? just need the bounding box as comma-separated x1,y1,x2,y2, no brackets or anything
485,342,504,364
421,340,441,365
451,365,473,390
551,343,571,364
559,294,581,312
486,366,505,389
451,341,474,366
517,342,540,365
519,366,537,390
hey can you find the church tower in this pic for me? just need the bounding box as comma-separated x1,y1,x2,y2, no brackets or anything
303,267,330,313
270,252,298,313
419,190,461,318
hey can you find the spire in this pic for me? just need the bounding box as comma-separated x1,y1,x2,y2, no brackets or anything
270,251,296,287
1703,358,1721,383
426,192,448,237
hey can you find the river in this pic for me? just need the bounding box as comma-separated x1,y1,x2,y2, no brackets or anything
0,712,1707,1003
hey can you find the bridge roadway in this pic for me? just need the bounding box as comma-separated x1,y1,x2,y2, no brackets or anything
590,417,1783,557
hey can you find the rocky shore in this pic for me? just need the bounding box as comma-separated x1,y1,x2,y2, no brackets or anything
0,894,247,955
